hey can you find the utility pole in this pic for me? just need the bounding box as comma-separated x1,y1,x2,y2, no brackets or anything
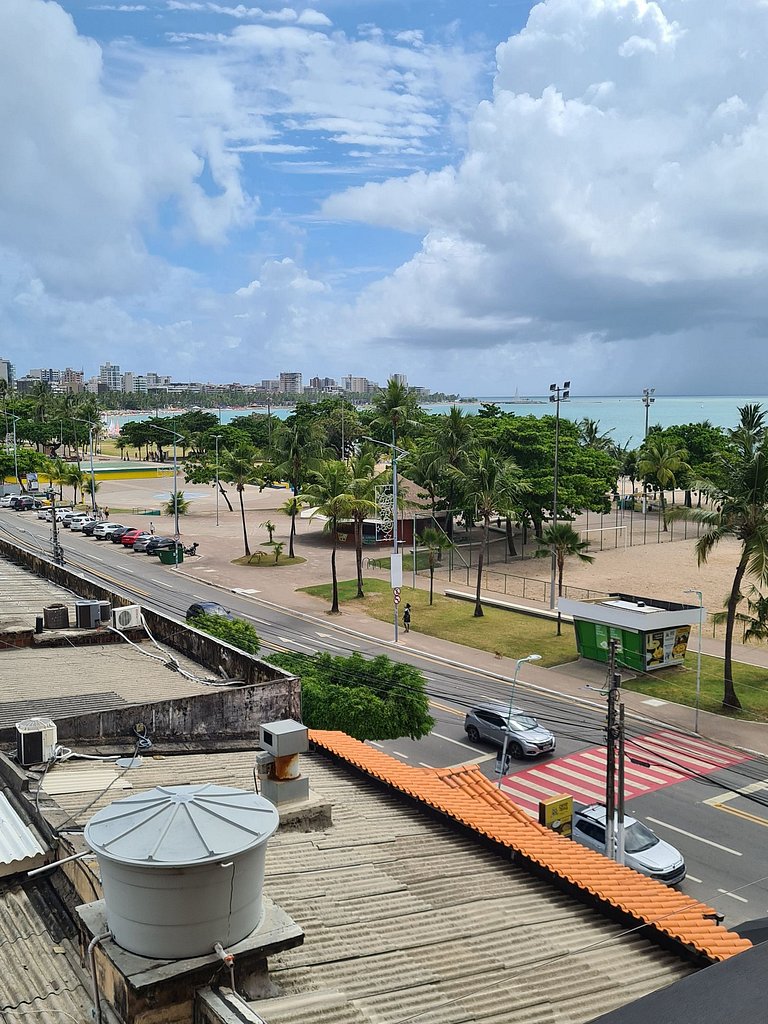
48,487,64,565
604,639,622,861
616,703,626,865
548,381,570,608
642,386,655,438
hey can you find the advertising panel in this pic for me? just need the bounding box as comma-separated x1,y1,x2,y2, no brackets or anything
538,794,574,838
645,625,691,669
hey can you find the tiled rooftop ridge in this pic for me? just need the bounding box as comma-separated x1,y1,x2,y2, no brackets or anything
309,729,751,964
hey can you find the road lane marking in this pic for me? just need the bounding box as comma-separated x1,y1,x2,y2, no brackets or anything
718,888,749,903
429,700,464,718
686,875,703,884
418,762,434,768
645,817,742,856
369,742,384,748
432,733,482,753
151,579,174,589
708,804,768,828
88,554,103,562
392,751,409,759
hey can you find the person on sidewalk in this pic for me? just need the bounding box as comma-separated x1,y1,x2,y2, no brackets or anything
403,603,411,633
150,522,155,535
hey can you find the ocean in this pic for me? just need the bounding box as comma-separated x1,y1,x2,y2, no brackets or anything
109,395,768,449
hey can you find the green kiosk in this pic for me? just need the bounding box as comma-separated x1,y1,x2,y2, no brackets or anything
558,593,704,673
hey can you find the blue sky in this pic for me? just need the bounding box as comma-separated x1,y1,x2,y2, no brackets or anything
2,1,767,395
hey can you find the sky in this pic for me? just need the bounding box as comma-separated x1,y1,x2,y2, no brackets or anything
2,0,768,396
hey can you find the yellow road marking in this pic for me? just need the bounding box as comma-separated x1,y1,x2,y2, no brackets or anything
711,803,768,828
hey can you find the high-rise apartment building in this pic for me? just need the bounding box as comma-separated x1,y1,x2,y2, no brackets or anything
343,375,376,394
122,372,147,393
391,373,408,388
28,368,61,384
99,361,121,390
279,371,303,394
0,358,16,391
61,368,84,393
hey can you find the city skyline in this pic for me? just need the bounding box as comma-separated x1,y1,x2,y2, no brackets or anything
2,1,767,395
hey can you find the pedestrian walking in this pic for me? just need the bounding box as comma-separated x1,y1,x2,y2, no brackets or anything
403,603,411,633
149,522,155,535
103,505,110,521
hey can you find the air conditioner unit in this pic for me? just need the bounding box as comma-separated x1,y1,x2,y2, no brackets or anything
97,601,112,624
75,600,102,629
113,605,142,630
16,718,58,767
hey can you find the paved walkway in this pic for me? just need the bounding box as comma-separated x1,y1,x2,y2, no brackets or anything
91,468,768,759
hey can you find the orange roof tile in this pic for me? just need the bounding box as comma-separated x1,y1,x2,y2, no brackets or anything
309,729,751,965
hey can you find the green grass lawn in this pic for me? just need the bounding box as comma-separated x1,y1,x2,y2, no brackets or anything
299,577,578,666
366,551,433,571
622,655,768,719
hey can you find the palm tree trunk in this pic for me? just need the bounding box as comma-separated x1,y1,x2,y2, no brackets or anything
556,555,564,637
288,507,296,558
354,518,364,598
660,491,668,531
474,516,488,617
330,522,340,613
505,515,517,556
429,564,435,605
219,483,234,513
238,485,250,556
723,557,747,711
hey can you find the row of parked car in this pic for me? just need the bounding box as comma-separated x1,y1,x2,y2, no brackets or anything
1,496,181,556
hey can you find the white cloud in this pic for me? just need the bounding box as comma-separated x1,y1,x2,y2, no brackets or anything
320,0,768,371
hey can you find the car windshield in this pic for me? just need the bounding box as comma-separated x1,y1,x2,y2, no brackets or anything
506,716,538,732
623,821,659,854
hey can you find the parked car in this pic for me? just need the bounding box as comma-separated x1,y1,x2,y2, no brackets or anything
572,804,686,886
54,507,76,521
60,511,81,528
10,495,39,511
37,506,52,520
132,534,155,553
0,494,17,508
145,536,180,556
82,520,100,536
93,523,125,540
186,602,234,622
121,529,150,547
464,701,556,758
70,515,98,532
110,526,133,543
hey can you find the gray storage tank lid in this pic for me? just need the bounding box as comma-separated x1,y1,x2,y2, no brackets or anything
85,784,279,867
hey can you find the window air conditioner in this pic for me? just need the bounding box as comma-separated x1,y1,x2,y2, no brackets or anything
113,605,142,630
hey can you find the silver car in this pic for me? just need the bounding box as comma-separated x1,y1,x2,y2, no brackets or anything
69,515,97,532
464,701,556,758
572,804,686,886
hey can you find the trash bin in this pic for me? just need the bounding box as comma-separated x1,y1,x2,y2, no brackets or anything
158,549,183,565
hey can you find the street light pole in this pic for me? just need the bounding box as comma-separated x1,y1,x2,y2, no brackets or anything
548,381,570,609
72,418,98,512
642,386,655,438
362,434,408,643
9,414,20,493
148,423,183,565
684,588,704,733
497,654,542,787
215,434,222,527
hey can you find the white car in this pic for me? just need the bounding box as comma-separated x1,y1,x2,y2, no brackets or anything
0,494,18,508
572,804,686,886
93,522,125,539
69,515,97,532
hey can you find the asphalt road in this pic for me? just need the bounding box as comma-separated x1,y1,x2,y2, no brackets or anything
4,510,768,928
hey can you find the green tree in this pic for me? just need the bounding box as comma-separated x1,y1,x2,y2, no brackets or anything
299,460,354,614
451,448,528,617
535,523,595,635
368,377,421,445
578,418,616,453
261,519,276,544
346,452,379,598
220,443,259,556
63,466,86,505
279,496,303,558
272,541,285,564
269,651,434,741
671,407,768,711
638,439,691,530
419,526,453,605
191,613,261,654
163,490,191,517
271,419,325,558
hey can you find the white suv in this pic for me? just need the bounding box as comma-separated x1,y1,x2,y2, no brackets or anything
93,522,124,539
572,804,686,886
70,515,97,532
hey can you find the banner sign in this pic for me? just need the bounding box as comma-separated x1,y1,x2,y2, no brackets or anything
375,483,394,542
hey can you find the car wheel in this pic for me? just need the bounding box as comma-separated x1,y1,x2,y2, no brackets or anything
466,725,480,743
508,742,524,759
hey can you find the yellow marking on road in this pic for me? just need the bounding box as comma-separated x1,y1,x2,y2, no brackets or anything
711,803,768,828
704,779,768,828
429,699,464,718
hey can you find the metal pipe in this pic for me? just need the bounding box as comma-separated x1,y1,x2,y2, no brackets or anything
497,654,541,788
27,850,90,877
88,930,112,1024
215,435,222,527
684,588,704,733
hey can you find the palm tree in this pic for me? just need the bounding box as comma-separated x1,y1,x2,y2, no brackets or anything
451,448,528,617
346,452,379,598
578,418,615,453
420,526,452,605
260,520,276,544
63,466,86,506
369,378,420,445
271,420,324,559
638,440,691,530
279,496,303,558
535,523,594,635
163,490,191,516
299,461,354,614
220,443,259,556
671,407,768,711
45,457,67,500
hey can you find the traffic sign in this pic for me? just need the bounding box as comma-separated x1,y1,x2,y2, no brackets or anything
393,587,401,605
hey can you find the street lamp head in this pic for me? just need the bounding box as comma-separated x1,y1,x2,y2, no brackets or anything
517,653,542,667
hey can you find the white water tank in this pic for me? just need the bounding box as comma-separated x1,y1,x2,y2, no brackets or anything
84,784,279,959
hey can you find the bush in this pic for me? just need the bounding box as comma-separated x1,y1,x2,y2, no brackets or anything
191,613,261,654
269,651,434,741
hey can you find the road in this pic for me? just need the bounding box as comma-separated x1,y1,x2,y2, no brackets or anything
4,510,768,927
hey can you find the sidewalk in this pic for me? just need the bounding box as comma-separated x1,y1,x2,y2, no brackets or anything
93,469,768,759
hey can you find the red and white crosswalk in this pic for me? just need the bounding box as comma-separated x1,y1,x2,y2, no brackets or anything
499,730,751,818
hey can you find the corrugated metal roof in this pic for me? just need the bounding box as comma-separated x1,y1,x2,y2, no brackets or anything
0,883,91,1023
0,791,47,877
309,730,751,965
